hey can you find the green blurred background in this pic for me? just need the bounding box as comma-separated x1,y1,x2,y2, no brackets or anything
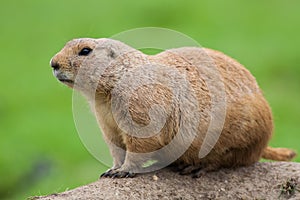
0,0,299,199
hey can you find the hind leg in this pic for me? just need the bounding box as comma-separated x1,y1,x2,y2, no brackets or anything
178,161,221,178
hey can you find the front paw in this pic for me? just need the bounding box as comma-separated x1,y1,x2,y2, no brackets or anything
100,168,135,178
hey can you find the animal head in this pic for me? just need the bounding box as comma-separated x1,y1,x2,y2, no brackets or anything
50,38,133,90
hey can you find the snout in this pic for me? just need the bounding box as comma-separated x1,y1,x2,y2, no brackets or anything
50,57,74,86
50,59,60,70
50,57,61,78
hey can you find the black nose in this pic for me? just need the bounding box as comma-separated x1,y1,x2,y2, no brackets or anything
50,59,60,70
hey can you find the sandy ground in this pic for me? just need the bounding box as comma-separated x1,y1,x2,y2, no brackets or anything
33,162,300,200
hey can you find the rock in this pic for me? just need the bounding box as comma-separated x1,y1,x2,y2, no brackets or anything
32,162,300,200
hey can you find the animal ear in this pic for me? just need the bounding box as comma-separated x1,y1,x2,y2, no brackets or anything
108,48,117,58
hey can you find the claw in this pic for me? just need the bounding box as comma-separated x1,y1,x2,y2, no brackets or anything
125,172,135,178
179,165,200,175
100,168,135,178
100,169,113,178
170,162,189,172
192,170,206,178
178,164,203,175
111,173,119,179
113,171,135,178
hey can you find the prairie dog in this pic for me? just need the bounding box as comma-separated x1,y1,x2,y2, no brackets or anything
50,38,296,178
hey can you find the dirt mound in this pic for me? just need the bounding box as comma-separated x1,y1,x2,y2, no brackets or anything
33,162,300,200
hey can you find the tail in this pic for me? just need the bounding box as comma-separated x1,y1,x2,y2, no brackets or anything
262,146,297,161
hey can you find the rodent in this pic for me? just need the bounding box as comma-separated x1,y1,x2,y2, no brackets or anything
50,38,296,178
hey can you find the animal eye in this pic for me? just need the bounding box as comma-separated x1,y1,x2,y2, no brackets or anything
79,47,92,56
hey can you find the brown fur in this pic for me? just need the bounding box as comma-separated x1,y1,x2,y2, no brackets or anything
50,38,296,178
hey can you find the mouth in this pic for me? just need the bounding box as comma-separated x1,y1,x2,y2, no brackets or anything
58,79,74,83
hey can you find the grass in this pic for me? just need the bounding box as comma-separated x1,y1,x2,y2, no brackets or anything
0,0,299,199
